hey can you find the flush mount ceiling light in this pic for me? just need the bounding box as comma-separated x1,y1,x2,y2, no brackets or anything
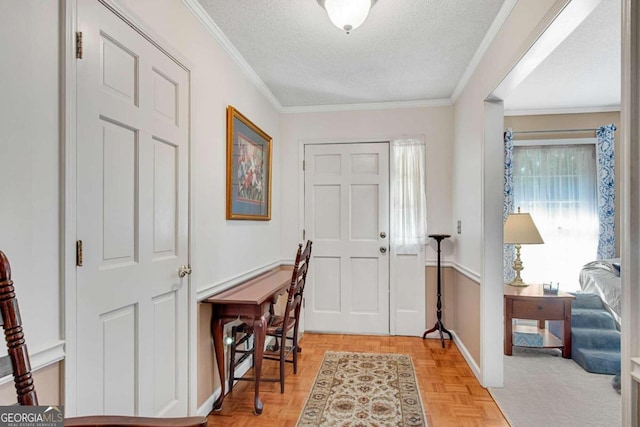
317,0,378,34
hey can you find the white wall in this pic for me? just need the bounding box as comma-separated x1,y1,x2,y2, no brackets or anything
0,0,61,357
452,0,563,274
117,0,282,295
451,0,570,385
2,0,283,408
2,0,581,406
279,106,454,262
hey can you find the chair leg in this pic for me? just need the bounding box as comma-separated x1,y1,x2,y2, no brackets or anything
279,335,286,393
228,325,238,392
294,304,302,354
292,314,300,374
292,334,298,375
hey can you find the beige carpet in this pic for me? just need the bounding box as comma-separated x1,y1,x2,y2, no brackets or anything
489,348,621,427
297,351,427,427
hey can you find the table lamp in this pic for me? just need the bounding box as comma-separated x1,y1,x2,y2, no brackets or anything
504,207,544,286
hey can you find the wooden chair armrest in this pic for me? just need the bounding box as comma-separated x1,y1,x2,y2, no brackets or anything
64,416,208,427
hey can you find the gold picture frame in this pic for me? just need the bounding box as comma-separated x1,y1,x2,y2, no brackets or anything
226,106,272,220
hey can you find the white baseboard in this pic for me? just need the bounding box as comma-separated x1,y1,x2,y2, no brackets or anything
196,336,277,416
451,330,482,382
196,355,254,416
196,388,220,417
422,330,481,383
422,331,447,340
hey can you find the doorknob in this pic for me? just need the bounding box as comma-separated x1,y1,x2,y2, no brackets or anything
380,231,387,238
178,265,192,278
380,246,387,254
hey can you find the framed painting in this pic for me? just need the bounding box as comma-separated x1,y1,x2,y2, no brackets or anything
226,106,272,220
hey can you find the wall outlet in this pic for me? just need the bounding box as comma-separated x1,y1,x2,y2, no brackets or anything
457,220,462,234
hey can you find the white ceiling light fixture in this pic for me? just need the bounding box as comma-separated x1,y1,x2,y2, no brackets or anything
317,0,378,34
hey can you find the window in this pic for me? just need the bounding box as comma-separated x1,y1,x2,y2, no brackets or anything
513,142,598,291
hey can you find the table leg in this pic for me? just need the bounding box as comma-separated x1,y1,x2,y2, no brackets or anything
252,316,266,415
562,300,572,358
211,314,225,411
505,299,513,356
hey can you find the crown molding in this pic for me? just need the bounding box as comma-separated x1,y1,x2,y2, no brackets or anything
505,104,621,116
164,2,453,114
450,0,518,103
181,0,282,111
281,98,451,114
183,0,611,118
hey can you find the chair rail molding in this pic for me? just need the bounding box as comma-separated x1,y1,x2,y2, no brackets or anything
196,259,287,301
0,341,65,387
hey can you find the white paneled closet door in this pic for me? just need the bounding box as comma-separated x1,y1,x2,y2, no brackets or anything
75,0,190,416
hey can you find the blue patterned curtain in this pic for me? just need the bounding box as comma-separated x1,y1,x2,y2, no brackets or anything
503,129,515,282
596,124,616,259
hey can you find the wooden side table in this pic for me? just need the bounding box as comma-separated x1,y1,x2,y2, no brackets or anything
504,284,575,358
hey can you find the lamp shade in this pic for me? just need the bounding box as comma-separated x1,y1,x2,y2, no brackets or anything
504,212,544,244
317,0,377,33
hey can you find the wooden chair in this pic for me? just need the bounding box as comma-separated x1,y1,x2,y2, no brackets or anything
228,240,312,393
0,250,207,427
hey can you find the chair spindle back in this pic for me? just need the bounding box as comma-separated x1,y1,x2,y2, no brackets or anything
0,251,37,406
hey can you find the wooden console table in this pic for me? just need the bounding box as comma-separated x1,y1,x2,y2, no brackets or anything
504,284,575,358
204,266,292,415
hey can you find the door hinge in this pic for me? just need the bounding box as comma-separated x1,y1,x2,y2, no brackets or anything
302,229,306,240
303,297,305,309
76,31,83,59
76,240,83,267
302,160,305,171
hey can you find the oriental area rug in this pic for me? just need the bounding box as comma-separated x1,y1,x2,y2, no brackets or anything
296,351,427,427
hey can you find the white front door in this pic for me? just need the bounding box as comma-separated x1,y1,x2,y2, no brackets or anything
75,0,189,416
304,143,390,334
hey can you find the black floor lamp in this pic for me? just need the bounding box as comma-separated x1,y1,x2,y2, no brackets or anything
422,234,452,348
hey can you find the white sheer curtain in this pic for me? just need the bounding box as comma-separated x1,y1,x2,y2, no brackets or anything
390,138,428,254
513,144,598,291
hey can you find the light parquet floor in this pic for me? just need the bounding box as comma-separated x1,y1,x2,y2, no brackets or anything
207,333,509,427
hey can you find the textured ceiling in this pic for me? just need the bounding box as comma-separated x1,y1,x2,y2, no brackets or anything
196,0,506,107
193,0,621,113
504,0,621,114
